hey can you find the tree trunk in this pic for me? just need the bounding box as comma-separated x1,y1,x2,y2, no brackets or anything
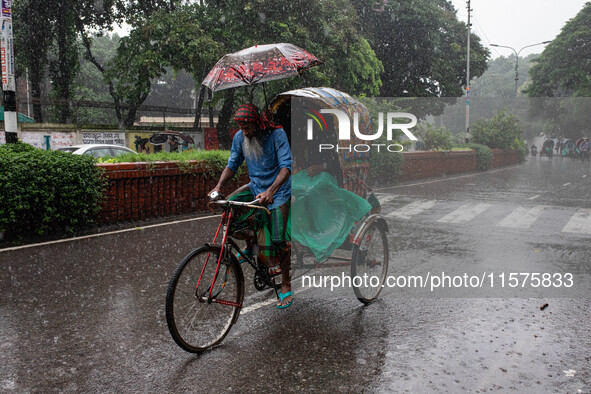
47,3,81,124
216,89,235,149
193,84,205,129
80,34,126,128
123,83,151,128
28,55,45,123
193,64,209,129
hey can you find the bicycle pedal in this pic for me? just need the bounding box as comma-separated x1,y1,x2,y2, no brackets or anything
268,266,281,276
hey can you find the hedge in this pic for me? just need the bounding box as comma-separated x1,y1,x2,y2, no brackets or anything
458,143,493,170
0,142,107,240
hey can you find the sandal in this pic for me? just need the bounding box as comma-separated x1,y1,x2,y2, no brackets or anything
276,291,293,309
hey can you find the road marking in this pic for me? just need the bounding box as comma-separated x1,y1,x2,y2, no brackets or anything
562,209,591,235
437,203,491,224
386,200,437,219
241,287,310,314
528,195,541,200
562,182,571,187
497,206,546,229
378,195,399,205
0,214,220,252
241,297,278,314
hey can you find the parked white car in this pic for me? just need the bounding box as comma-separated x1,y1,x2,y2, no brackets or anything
57,144,137,158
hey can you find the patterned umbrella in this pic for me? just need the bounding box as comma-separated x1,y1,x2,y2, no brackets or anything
202,43,322,92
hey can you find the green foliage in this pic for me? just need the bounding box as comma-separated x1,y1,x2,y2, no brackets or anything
73,35,121,125
0,144,107,241
205,0,384,98
471,110,524,149
526,3,591,97
456,143,493,170
471,54,540,98
13,0,54,122
0,141,37,153
368,149,404,186
515,141,528,163
351,0,489,99
104,149,229,164
416,123,454,151
102,149,245,178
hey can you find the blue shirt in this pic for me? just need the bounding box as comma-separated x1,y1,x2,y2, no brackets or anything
227,128,292,210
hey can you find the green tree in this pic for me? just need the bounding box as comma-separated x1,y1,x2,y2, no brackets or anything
526,3,591,97
47,2,81,123
524,3,591,139
471,110,523,150
126,4,221,127
471,54,540,98
416,123,454,150
351,0,489,101
199,0,385,147
72,35,120,125
13,0,53,122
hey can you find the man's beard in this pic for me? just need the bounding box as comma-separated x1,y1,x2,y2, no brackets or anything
243,135,263,160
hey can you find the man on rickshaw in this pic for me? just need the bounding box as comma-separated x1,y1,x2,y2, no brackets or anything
209,104,294,309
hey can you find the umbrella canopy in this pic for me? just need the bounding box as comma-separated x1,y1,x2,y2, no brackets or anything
202,43,322,93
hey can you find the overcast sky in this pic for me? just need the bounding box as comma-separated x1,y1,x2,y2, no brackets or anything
450,0,589,58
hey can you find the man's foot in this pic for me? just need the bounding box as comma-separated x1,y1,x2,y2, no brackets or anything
276,284,292,309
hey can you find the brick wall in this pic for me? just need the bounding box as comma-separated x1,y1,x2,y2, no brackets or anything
490,149,520,168
97,161,248,224
398,151,478,182
96,150,521,224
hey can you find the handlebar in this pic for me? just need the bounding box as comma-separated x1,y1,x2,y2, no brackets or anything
207,198,271,215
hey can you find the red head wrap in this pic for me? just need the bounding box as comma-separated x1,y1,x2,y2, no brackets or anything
233,103,266,131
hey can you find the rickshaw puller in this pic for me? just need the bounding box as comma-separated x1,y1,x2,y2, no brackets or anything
209,103,293,309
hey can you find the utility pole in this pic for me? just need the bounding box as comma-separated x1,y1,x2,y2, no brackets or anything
1,1,17,144
465,0,471,143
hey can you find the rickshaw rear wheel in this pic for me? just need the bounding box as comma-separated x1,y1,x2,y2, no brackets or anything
351,221,389,304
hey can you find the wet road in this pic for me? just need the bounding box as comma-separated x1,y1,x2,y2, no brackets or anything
1,156,590,392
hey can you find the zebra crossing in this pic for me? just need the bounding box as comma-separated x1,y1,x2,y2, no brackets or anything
386,200,437,220
375,193,591,235
496,205,547,229
437,202,491,224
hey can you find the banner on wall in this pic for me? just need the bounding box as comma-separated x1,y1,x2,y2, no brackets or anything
129,132,154,153
1,18,15,91
21,131,46,149
81,132,125,145
51,132,76,149
1,0,12,19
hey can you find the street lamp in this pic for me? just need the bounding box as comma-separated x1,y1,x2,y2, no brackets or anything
490,41,552,97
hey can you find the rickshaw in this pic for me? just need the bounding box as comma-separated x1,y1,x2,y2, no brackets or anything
269,87,389,295
562,139,576,158
165,87,390,353
540,138,554,158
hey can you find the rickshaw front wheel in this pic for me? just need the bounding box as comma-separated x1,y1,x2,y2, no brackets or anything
351,221,389,304
165,245,244,353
